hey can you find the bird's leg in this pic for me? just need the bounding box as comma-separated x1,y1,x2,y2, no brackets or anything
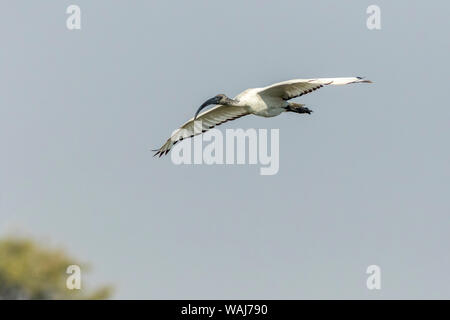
285,102,313,114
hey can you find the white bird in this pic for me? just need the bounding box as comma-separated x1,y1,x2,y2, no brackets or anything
154,77,372,157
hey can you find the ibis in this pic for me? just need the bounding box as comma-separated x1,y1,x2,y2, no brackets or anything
154,77,372,157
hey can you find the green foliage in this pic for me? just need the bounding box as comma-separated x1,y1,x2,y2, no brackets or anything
0,236,113,300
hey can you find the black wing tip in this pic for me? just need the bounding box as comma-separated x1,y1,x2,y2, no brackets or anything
357,76,373,83
151,148,160,157
152,149,171,157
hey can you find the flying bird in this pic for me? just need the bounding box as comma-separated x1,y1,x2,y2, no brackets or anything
153,77,372,157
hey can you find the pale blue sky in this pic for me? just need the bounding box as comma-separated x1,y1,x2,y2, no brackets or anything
1,1,449,299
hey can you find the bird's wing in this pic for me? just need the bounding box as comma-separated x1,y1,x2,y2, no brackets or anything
153,105,250,157
258,77,372,100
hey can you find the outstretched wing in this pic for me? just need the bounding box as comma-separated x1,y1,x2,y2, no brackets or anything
258,77,372,100
153,105,250,157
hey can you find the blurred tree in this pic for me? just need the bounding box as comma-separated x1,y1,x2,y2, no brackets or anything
0,236,113,300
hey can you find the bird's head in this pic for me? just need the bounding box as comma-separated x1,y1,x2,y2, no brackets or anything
194,94,234,120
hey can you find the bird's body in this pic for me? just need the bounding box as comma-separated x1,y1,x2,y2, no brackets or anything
244,90,286,117
228,88,285,117
154,77,371,156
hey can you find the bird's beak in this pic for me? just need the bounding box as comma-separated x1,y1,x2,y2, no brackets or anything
194,96,221,120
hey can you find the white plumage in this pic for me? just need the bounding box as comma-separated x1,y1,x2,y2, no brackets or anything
154,77,372,157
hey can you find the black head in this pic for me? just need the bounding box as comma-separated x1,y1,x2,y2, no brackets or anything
194,94,231,120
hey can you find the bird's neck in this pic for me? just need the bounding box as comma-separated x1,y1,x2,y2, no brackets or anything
227,99,245,107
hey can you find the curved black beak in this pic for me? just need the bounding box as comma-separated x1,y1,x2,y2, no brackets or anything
194,96,221,120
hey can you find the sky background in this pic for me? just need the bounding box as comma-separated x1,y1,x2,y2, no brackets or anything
1,1,449,299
